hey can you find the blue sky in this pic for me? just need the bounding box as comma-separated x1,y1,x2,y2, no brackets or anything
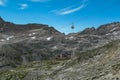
0,0,120,34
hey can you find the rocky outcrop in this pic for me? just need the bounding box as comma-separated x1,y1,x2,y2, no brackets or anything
80,27,97,35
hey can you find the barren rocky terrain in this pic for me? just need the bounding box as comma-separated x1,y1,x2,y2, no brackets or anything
0,17,120,80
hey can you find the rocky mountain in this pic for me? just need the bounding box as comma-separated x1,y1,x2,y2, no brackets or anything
0,17,120,80
79,22,120,35
1,40,120,80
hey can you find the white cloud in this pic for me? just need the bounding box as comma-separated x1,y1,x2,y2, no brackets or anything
30,0,49,2
58,5,84,15
0,0,6,6
57,0,89,15
19,4,28,10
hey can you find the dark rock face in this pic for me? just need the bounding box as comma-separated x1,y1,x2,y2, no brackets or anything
80,27,97,35
0,17,120,70
0,17,5,28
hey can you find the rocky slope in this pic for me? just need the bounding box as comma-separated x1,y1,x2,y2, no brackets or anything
1,40,120,80
0,17,120,80
0,17,66,69
49,40,120,80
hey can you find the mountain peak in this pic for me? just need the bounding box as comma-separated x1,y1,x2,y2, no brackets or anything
0,16,4,22
0,17,5,27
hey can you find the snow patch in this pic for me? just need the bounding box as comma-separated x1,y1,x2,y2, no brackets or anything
106,33,111,35
52,46,57,49
31,36,36,40
6,36,14,41
65,37,68,40
0,39,5,42
69,36,74,40
46,36,53,41
32,33,36,35
28,33,32,36
29,33,36,36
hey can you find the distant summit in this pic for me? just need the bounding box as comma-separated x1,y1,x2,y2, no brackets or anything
0,17,5,27
79,22,120,35
0,17,4,22
0,17,61,35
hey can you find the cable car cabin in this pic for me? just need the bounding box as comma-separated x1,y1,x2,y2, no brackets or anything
71,25,74,29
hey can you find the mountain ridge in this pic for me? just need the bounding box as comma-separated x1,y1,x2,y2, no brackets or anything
1,17,120,35
0,17,120,80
